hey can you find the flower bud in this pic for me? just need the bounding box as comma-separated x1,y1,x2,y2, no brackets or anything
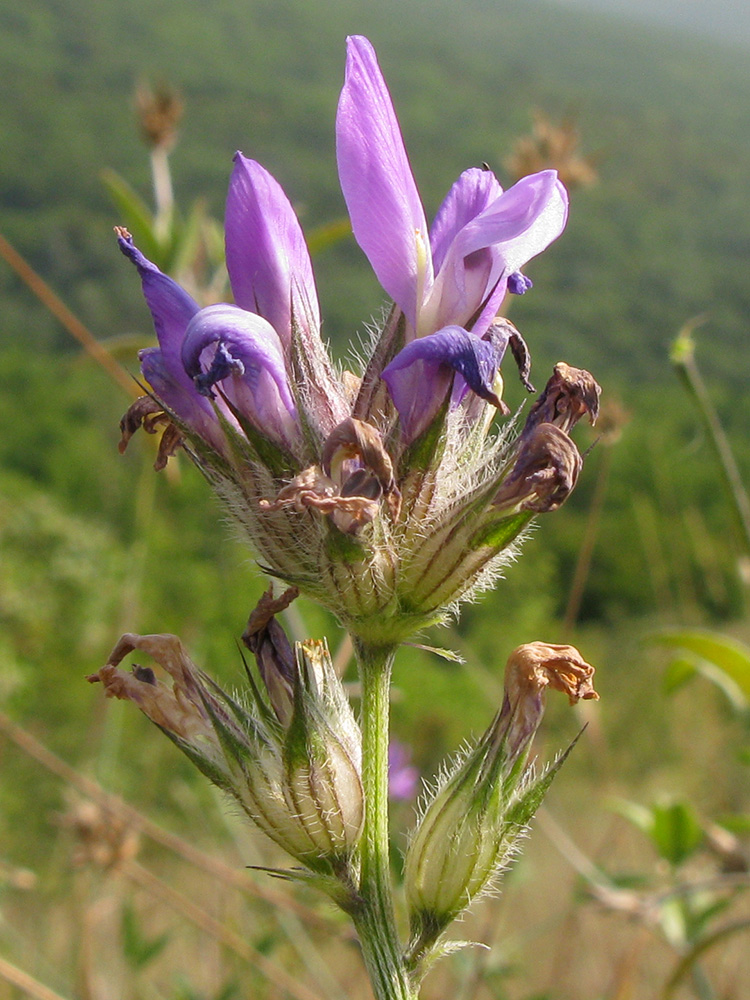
89,609,363,872
280,639,364,859
404,642,597,959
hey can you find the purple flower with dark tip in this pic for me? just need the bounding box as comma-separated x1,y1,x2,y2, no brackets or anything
181,304,300,449
119,231,299,452
381,326,508,443
117,151,340,454
336,35,568,342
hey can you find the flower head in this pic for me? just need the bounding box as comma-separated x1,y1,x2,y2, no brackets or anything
116,36,592,644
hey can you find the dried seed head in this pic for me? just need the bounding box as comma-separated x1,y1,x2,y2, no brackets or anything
57,796,140,872
134,81,184,151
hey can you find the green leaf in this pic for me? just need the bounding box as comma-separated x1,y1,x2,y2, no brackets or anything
306,217,351,255
715,813,750,835
664,918,750,998
648,629,750,708
120,902,170,970
650,801,704,867
610,797,703,866
608,796,655,834
662,656,697,695
170,197,211,274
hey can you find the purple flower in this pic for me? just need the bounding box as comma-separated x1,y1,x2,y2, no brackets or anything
381,326,507,443
120,231,299,453
118,150,347,454
336,36,568,341
388,740,419,801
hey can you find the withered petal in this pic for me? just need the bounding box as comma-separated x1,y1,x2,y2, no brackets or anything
118,395,166,453
523,362,601,436
321,417,396,493
493,422,582,513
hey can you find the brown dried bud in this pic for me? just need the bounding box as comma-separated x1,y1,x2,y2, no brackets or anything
261,418,401,534
493,423,582,513
523,362,601,437
242,587,299,726
321,417,397,496
119,395,184,470
87,633,220,748
499,641,598,759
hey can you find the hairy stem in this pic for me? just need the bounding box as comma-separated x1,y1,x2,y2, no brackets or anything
352,639,417,1000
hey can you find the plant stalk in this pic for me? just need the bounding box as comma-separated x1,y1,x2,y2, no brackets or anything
671,325,750,559
352,639,417,1000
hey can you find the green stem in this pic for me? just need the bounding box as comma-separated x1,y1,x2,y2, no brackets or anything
672,327,750,559
352,639,417,1000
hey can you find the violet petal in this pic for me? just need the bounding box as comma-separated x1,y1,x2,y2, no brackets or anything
429,167,503,273
336,35,432,329
118,233,200,379
181,304,299,448
382,326,505,442
225,153,320,350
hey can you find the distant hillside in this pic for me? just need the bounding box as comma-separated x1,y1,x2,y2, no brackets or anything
2,0,750,399
548,0,750,51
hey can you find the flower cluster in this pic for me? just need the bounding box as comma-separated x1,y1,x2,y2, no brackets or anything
89,589,363,878
105,37,602,996
118,35,598,646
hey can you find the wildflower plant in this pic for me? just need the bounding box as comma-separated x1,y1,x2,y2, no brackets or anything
90,35,600,1000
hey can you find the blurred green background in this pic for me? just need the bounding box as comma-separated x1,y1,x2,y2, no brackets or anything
1,1,749,997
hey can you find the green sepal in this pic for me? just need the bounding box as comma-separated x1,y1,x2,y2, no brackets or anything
212,393,297,478
288,306,330,458
505,728,584,828
470,510,533,550
282,686,314,768
324,524,367,564
398,390,451,474
352,304,405,421
246,864,360,912
196,688,259,772
160,727,233,795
